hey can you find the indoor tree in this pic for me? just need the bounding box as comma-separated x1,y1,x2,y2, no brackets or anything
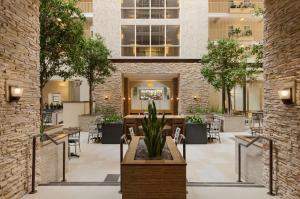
76,35,116,115
40,0,85,117
200,39,261,114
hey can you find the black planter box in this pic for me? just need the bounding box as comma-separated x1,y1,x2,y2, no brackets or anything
185,123,207,144
102,123,123,144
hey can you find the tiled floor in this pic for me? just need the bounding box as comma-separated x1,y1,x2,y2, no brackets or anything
66,132,245,182
23,132,279,199
23,186,277,199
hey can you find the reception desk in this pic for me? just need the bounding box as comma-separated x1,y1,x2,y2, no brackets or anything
123,115,185,137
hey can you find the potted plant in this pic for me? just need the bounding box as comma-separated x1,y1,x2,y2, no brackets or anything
185,115,207,144
121,102,186,199
101,114,123,144
141,102,167,158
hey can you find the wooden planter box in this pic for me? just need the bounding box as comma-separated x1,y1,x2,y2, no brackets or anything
121,136,186,199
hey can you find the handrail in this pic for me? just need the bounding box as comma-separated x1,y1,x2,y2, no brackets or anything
178,134,186,160
29,133,66,194
119,134,127,193
238,136,275,196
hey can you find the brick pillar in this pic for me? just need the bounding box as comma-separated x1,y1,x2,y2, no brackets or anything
0,0,40,198
264,0,300,198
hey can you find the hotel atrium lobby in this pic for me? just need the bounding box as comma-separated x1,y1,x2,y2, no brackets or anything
0,0,299,199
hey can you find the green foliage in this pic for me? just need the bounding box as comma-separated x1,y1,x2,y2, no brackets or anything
186,105,223,114
142,102,167,158
76,35,116,86
40,0,85,88
186,115,204,125
254,7,265,17
251,43,263,69
103,114,123,124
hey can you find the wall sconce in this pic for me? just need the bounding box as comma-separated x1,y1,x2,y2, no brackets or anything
128,97,131,101
170,97,174,101
176,97,180,101
278,88,293,104
8,86,24,102
193,96,198,100
104,96,109,100
122,97,126,101
278,81,296,105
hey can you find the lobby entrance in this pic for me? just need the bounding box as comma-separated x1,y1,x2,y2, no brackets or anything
122,73,179,116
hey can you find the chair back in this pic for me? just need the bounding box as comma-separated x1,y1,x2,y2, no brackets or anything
211,119,221,132
174,127,181,144
129,127,135,139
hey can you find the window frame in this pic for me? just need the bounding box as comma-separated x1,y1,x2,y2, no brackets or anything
121,25,180,57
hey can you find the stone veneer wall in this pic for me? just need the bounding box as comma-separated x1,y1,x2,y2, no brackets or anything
263,0,300,198
0,0,40,198
93,62,209,114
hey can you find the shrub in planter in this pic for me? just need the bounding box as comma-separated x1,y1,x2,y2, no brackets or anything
185,115,207,144
102,114,123,144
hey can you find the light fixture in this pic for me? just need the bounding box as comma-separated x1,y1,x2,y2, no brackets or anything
193,96,198,100
122,97,126,101
176,97,180,101
104,96,109,100
128,97,131,101
240,18,245,21
278,88,293,104
9,86,23,102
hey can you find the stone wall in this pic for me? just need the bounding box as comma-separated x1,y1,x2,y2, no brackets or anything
263,0,300,198
0,0,40,198
93,62,209,115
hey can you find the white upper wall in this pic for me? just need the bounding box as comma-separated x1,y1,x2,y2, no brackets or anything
93,0,208,59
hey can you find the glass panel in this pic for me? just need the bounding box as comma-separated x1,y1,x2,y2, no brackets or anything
166,47,179,56
122,47,135,56
136,26,150,45
136,9,150,18
151,47,165,56
151,9,165,18
166,25,180,45
136,0,150,7
166,9,179,18
136,47,151,56
151,0,164,7
166,0,179,7
122,0,135,7
151,25,165,45
122,9,135,18
121,26,135,45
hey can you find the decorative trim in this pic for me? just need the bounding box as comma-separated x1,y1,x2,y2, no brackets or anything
110,59,201,63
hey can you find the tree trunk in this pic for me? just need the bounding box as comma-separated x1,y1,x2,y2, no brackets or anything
222,85,226,114
89,83,93,115
227,88,232,115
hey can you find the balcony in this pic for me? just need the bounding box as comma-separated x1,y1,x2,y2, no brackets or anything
209,18,263,44
77,1,93,13
209,1,264,14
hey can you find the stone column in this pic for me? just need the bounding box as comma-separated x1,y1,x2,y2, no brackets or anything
0,0,40,198
263,0,300,198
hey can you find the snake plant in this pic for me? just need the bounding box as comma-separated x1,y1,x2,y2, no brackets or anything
142,101,167,158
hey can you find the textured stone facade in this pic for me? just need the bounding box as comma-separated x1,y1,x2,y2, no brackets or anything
0,0,40,198
93,62,209,115
263,1,300,198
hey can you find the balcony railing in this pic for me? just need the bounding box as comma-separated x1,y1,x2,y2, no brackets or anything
77,1,93,13
209,1,264,13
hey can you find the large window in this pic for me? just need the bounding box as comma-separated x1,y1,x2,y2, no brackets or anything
121,0,179,19
121,25,180,57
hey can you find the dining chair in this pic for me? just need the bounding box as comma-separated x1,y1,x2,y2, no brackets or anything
129,127,135,141
68,130,81,155
174,127,181,145
88,122,99,143
209,119,221,143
